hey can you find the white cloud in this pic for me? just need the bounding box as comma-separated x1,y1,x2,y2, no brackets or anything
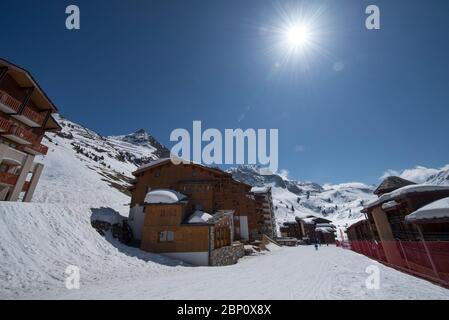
278,169,289,180
380,165,449,184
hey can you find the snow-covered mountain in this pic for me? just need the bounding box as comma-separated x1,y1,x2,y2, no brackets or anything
34,115,449,227
33,115,169,212
229,165,377,227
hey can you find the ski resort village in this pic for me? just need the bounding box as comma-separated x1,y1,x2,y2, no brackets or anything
1,57,449,300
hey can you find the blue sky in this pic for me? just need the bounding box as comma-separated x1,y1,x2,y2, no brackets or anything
1,0,449,184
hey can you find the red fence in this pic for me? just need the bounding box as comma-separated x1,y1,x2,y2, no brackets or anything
337,240,449,287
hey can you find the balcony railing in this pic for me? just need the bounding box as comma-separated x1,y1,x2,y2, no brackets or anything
21,106,45,126
0,90,21,113
0,90,45,127
4,125,37,144
22,142,49,155
0,172,18,186
0,114,10,132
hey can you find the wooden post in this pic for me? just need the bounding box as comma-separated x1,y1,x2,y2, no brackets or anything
16,87,34,115
416,225,440,279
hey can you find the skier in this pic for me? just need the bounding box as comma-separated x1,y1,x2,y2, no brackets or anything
314,242,318,251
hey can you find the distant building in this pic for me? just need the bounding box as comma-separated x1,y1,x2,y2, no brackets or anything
251,186,276,238
279,221,301,239
0,58,61,202
296,215,335,244
279,215,336,244
346,219,372,242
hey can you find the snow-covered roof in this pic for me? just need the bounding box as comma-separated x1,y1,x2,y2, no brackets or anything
365,184,449,210
187,210,213,224
315,227,335,234
251,186,271,194
405,197,449,223
144,189,187,204
301,217,316,225
315,223,334,229
382,200,399,210
134,158,173,174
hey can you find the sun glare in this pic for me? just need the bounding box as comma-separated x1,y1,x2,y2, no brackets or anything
286,25,311,50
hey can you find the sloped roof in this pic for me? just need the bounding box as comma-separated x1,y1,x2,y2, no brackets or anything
374,176,416,196
365,184,449,210
0,58,58,112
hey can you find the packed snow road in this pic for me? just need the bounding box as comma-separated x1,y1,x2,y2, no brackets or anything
1,202,448,300
23,247,449,300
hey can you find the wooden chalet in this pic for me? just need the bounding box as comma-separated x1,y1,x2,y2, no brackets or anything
362,176,449,267
129,158,264,249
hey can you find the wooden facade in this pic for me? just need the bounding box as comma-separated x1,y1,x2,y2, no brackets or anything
130,159,265,242
346,219,372,242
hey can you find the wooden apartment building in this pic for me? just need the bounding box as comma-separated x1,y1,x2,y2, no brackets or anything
0,58,60,202
251,186,277,238
128,159,266,255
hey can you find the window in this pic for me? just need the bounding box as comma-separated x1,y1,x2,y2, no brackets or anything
154,170,161,177
159,231,175,242
192,168,197,176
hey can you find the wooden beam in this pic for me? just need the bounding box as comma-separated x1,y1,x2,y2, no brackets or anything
16,86,34,114
0,67,8,83
41,110,52,129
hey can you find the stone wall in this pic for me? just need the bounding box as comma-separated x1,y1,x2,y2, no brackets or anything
210,243,245,266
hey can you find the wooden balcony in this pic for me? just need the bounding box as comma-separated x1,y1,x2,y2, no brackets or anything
0,172,30,192
0,90,45,127
0,172,18,186
0,90,21,114
1,125,35,145
20,142,48,156
13,106,45,127
0,114,10,132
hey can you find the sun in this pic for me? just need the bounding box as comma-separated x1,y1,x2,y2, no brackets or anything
285,24,311,50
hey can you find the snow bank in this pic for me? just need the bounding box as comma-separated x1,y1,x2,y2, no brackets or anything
0,202,183,299
406,197,449,222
